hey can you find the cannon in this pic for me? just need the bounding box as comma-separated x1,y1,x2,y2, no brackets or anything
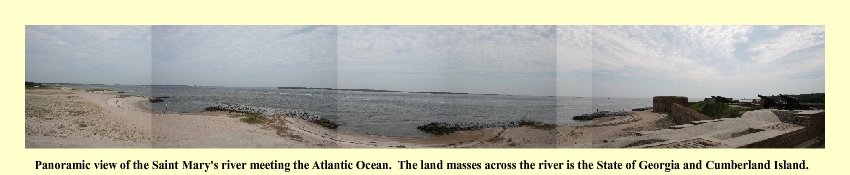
710,96,734,103
758,94,779,109
777,94,814,111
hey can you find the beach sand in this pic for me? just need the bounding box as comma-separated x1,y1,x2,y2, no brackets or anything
25,88,669,148
25,88,315,148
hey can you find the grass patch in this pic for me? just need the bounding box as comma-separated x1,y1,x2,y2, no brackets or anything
78,123,87,127
117,95,135,98
488,136,505,143
652,114,676,130
518,118,557,130
689,102,743,119
230,113,265,124
58,124,65,129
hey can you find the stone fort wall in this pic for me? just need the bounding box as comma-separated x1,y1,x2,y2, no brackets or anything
653,96,689,113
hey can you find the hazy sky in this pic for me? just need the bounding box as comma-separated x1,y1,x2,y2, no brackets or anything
26,26,151,85
152,26,338,88
26,25,825,98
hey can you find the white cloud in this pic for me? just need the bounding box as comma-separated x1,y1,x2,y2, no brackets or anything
26,26,151,85
26,25,823,98
588,26,824,98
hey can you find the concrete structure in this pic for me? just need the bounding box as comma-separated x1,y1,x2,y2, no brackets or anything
589,109,825,148
653,96,688,113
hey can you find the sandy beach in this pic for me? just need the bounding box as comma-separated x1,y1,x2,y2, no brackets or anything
26,88,671,148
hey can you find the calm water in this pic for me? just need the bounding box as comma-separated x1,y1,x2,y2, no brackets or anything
71,85,651,138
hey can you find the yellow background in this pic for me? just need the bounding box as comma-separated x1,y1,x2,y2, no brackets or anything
3,0,843,174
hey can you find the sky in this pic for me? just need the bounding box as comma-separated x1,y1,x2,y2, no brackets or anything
26,26,151,85
26,25,825,98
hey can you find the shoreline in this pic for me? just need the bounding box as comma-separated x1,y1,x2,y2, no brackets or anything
25,88,668,148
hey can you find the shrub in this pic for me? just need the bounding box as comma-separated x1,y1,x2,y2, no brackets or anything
689,102,742,119
488,136,505,143
237,113,265,124
518,118,557,130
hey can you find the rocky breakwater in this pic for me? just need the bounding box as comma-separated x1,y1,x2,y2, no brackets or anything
572,110,629,120
631,107,653,111
417,121,520,135
204,104,338,129
148,96,169,103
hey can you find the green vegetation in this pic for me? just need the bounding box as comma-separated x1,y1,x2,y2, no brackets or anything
488,136,505,143
229,113,265,124
25,81,57,89
25,81,43,87
689,102,745,119
78,123,87,127
518,118,557,130
652,114,677,129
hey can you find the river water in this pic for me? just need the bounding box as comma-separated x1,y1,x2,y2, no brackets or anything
70,85,651,138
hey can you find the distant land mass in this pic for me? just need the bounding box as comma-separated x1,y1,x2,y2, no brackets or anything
278,87,498,95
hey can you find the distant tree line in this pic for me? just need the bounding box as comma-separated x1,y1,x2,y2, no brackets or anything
25,81,43,87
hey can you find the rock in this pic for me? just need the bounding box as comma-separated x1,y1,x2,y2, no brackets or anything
572,110,629,120
203,104,340,129
149,98,164,103
416,121,520,135
632,107,653,111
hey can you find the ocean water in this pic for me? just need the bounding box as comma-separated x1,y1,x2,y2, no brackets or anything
70,85,651,138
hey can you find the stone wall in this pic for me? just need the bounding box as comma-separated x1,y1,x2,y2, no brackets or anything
795,111,825,139
653,96,689,113
738,111,825,148
670,103,713,125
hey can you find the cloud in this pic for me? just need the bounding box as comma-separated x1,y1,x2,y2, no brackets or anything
588,26,824,98
338,26,557,95
152,26,338,87
26,25,823,98
26,26,151,85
